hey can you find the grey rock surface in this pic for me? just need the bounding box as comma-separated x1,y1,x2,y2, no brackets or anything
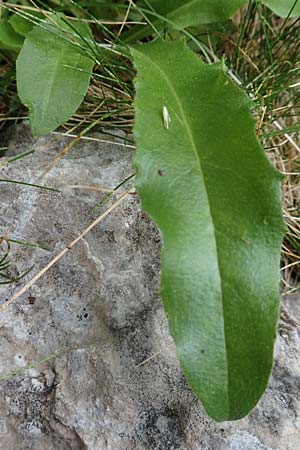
0,123,300,450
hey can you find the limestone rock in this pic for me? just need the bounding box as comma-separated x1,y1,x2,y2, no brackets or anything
0,124,299,450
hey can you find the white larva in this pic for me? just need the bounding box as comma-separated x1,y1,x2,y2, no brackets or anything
163,106,171,129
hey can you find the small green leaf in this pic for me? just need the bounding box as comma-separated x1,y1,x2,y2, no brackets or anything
132,41,284,421
134,0,300,37
142,0,245,28
124,0,300,43
0,19,24,49
9,13,38,37
16,17,95,136
262,0,300,17
123,0,244,43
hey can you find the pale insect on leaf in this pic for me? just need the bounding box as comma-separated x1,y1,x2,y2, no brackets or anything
163,106,171,129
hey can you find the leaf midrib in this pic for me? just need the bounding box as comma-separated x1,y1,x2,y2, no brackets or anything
137,48,230,414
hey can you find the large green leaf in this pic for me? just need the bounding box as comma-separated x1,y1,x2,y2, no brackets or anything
132,41,284,421
16,17,95,136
